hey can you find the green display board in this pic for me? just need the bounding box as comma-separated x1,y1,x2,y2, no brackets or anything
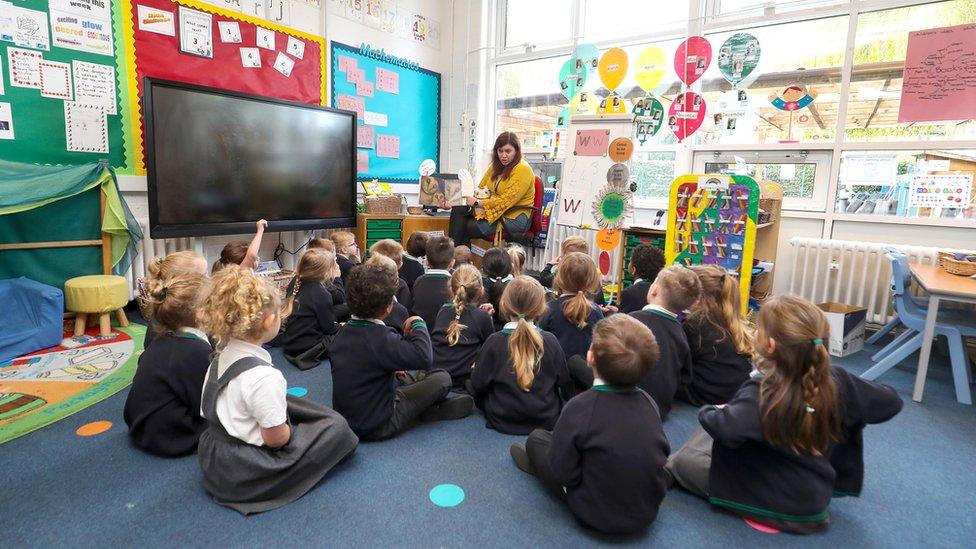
0,0,126,167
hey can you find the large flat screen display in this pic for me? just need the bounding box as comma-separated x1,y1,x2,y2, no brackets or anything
144,78,357,238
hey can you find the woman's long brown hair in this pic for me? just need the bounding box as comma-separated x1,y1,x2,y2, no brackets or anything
756,295,842,456
489,131,523,183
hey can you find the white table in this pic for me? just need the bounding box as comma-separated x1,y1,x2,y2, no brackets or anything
910,263,976,404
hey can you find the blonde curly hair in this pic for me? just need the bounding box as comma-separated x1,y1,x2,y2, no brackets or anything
200,265,281,348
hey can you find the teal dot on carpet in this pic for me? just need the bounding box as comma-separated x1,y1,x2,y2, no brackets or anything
429,484,465,508
287,387,308,397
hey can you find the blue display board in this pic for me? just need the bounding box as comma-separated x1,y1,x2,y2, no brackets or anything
330,41,441,183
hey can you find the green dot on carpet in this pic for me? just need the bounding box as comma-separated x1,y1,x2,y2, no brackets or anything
429,484,465,508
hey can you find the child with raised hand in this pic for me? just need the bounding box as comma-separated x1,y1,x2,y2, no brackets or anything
510,314,671,536
400,232,428,289
197,266,357,515
410,236,455,328
540,252,604,361
506,243,527,277
629,265,702,418
124,273,210,457
481,246,513,330
211,219,268,274
329,231,361,285
280,249,342,370
369,238,412,309
431,264,495,388
365,254,411,334
470,276,570,435
618,244,666,314
141,251,209,349
679,264,754,406
539,235,587,289
331,264,473,440
666,295,902,534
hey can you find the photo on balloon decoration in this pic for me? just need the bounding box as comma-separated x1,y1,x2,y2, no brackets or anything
717,32,761,87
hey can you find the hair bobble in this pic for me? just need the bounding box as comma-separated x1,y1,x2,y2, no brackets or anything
158,286,168,300
454,313,462,321
805,405,816,413
517,313,526,320
811,338,824,345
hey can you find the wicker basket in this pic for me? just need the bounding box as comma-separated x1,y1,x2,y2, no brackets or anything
939,252,976,276
364,194,404,214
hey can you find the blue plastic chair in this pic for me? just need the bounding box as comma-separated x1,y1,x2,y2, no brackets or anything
861,251,976,404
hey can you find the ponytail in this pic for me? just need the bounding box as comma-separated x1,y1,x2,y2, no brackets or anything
510,316,544,391
686,264,753,356
757,295,842,456
500,276,548,391
446,264,482,346
553,252,601,330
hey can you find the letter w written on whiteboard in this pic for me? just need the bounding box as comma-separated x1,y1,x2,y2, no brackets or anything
563,198,581,213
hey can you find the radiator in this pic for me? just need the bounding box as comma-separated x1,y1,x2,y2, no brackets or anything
122,218,196,299
787,237,945,325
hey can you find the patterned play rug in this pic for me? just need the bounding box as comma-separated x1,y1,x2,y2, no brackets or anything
0,323,145,444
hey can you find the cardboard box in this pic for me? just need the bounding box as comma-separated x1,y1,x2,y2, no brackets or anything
817,302,867,357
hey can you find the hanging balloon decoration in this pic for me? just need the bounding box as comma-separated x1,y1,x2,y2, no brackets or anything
717,33,761,88
674,36,712,86
569,90,595,115
668,91,707,142
634,45,668,93
574,43,601,73
632,95,664,145
558,56,589,100
555,106,570,129
597,47,629,115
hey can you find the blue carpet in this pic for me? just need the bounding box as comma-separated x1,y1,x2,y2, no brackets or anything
2,320,975,547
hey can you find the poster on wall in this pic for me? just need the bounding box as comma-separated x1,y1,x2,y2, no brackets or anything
899,23,976,123
178,6,213,58
908,174,973,208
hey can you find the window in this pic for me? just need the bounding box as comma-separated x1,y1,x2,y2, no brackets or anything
582,0,688,42
632,151,678,202
495,56,568,147
698,16,849,145
717,0,846,15
504,0,573,49
836,150,976,220
693,150,832,210
847,0,976,142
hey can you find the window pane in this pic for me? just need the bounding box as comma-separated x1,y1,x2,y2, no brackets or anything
718,0,846,15
847,0,976,142
704,161,817,200
632,151,678,201
583,0,688,42
495,56,568,146
836,150,976,221
505,0,572,48
698,16,849,145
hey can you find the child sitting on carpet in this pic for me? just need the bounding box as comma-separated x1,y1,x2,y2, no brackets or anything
539,235,588,289
211,219,267,274
666,295,903,534
400,232,428,289
280,249,342,370
124,272,210,457
507,244,527,277
678,264,754,406
454,245,472,267
197,266,357,515
540,252,604,362
365,255,410,334
431,264,495,388
510,314,670,536
141,251,208,349
470,276,570,435
618,244,666,314
410,236,455,328
330,264,473,441
329,231,361,285
370,239,413,309
481,247,512,330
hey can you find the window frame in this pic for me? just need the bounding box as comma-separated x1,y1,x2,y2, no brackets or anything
484,0,976,239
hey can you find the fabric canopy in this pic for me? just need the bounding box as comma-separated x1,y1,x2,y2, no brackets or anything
0,160,143,277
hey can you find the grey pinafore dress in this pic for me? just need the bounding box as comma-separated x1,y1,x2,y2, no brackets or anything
197,356,358,515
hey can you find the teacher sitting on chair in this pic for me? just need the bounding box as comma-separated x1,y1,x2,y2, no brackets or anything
449,131,535,246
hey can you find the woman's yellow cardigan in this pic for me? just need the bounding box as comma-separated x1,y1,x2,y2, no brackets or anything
476,160,535,225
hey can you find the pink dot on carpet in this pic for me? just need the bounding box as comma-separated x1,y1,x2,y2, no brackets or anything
744,518,780,534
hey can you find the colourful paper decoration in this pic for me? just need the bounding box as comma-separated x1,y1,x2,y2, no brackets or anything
598,47,628,92
768,84,816,111
634,45,668,93
608,137,634,162
596,92,628,115
569,91,595,115
558,57,588,100
591,182,632,230
632,95,665,144
717,33,761,87
596,228,621,251
668,91,706,142
674,36,712,86
665,174,761,315
555,106,570,129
